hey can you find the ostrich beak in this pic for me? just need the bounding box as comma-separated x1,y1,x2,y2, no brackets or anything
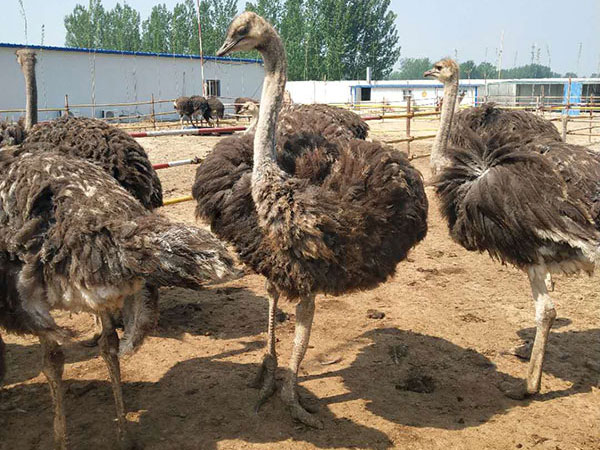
423,69,435,78
216,38,241,57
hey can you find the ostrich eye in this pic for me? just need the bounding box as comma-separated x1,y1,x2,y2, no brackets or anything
435,65,442,70
238,25,249,36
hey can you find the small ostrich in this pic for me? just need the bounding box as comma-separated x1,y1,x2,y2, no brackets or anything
193,12,428,428
0,117,26,148
174,96,196,127
206,96,225,127
190,95,209,127
426,58,600,399
0,145,240,449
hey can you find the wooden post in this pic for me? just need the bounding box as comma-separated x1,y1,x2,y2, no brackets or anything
540,85,545,117
151,94,157,130
406,95,412,159
64,94,70,117
562,78,571,142
589,94,594,143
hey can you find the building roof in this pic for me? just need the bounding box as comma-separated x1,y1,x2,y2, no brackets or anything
0,42,263,65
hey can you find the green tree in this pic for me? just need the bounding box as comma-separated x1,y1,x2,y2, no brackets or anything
459,60,477,79
141,4,172,53
388,58,431,80
477,61,497,79
105,3,141,51
64,0,108,49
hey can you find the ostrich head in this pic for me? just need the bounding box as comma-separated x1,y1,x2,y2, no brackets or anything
424,59,459,83
216,12,273,56
15,48,37,69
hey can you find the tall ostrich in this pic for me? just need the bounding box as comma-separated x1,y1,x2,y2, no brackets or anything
426,58,600,399
0,145,240,449
174,96,196,127
193,12,428,428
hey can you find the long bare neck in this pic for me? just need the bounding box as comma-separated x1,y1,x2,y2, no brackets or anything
20,58,38,129
253,28,287,190
431,77,458,174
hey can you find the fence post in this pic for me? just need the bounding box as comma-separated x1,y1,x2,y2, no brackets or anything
151,94,157,130
64,94,70,117
406,95,412,159
590,94,594,143
562,78,571,142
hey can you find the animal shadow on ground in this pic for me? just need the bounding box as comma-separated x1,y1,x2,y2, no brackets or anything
0,343,392,450
155,286,268,340
513,322,600,392
304,327,598,430
1,286,268,386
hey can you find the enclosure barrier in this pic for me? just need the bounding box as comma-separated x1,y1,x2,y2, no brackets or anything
152,157,202,170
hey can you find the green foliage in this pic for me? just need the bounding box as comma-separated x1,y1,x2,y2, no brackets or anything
388,58,431,80
63,0,402,80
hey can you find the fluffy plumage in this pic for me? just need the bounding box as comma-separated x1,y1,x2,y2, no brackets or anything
174,96,195,126
279,104,369,141
436,132,600,273
24,116,163,209
449,102,561,148
206,97,225,126
194,131,427,298
0,146,239,336
0,118,26,148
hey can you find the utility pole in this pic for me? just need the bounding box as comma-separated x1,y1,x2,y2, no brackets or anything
195,0,206,96
497,30,504,79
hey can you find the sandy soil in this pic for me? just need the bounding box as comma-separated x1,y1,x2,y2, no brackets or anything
1,119,598,450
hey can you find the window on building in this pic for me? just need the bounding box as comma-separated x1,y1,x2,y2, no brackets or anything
205,79,221,97
360,87,371,101
402,89,413,100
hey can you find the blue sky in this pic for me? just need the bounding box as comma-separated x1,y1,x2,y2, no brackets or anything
1,0,598,75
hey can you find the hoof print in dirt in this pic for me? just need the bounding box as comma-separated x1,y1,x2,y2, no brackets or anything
395,374,435,393
367,309,385,320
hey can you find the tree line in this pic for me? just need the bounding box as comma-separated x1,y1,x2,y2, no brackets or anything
388,57,580,80
64,0,401,81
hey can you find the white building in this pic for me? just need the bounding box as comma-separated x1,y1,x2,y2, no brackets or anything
286,79,486,108
0,43,265,121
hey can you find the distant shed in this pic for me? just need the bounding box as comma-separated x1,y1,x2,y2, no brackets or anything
0,43,264,121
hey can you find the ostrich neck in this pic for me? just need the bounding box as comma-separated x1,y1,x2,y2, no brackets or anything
432,77,458,167
252,31,287,194
21,60,38,129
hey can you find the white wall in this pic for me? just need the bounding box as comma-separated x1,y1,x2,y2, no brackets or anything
0,45,264,121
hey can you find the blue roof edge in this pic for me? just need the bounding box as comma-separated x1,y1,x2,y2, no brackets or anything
0,42,263,64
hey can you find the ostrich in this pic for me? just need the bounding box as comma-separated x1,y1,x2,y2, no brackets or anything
15,48,165,351
205,96,225,127
174,96,196,127
426,58,600,399
0,145,240,449
193,12,428,428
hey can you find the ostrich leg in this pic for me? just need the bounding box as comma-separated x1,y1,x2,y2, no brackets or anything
526,265,556,394
251,280,279,411
0,333,6,384
98,313,131,448
40,334,67,450
280,293,323,429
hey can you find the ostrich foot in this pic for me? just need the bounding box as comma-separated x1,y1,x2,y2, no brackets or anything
249,354,277,412
281,383,323,429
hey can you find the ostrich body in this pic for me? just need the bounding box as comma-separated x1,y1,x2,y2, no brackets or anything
426,59,600,398
239,100,369,141
0,145,240,449
174,96,196,127
193,12,428,428
190,95,209,127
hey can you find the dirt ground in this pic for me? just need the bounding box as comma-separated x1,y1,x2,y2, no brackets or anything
1,118,599,450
